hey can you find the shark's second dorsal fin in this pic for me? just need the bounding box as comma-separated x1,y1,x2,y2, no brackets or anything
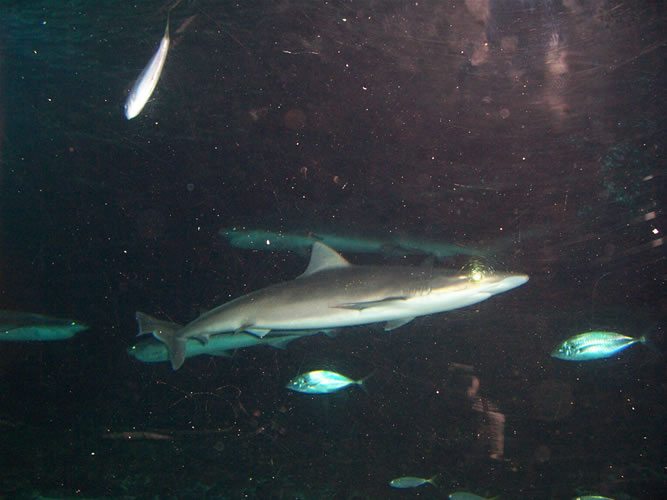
298,242,351,278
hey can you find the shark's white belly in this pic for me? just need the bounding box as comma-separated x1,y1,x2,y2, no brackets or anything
246,289,493,330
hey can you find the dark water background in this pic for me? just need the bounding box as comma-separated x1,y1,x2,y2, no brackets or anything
0,0,664,498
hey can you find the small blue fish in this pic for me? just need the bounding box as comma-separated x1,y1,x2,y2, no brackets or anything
286,370,369,394
551,331,646,361
389,475,437,489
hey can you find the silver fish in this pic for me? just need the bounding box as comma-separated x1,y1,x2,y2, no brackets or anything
0,311,88,341
574,496,616,500
124,14,171,119
136,242,528,370
286,370,368,394
551,331,647,361
389,476,437,489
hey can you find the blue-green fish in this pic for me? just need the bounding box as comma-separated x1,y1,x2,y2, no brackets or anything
286,370,369,394
551,331,647,361
389,476,437,489
220,227,483,258
449,492,498,500
0,311,88,341
129,330,324,363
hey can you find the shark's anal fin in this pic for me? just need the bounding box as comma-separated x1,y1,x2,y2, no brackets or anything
335,296,408,310
384,317,415,331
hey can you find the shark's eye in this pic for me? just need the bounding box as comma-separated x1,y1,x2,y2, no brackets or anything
460,259,493,281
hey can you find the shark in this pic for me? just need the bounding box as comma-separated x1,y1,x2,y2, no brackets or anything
136,242,528,370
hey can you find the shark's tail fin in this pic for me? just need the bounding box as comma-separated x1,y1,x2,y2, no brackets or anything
135,312,186,370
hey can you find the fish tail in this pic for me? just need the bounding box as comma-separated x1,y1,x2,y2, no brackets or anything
135,312,186,370
637,334,662,356
427,474,439,487
356,372,374,394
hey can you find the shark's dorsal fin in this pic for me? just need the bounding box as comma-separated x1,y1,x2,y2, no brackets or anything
298,242,351,278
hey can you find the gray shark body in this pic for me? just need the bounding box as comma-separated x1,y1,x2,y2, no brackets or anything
136,242,528,369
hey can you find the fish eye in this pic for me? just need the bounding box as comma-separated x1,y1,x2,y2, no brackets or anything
460,259,493,281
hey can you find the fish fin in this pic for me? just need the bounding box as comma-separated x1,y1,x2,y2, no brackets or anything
193,334,209,345
638,334,662,356
242,326,271,338
135,312,186,369
151,328,186,370
384,317,415,331
166,0,183,34
322,329,338,338
135,312,182,337
267,336,295,350
297,242,351,278
336,297,408,310
355,372,374,394
164,10,171,39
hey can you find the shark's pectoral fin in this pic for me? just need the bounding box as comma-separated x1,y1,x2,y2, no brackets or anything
384,317,415,331
335,296,408,310
241,326,272,338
